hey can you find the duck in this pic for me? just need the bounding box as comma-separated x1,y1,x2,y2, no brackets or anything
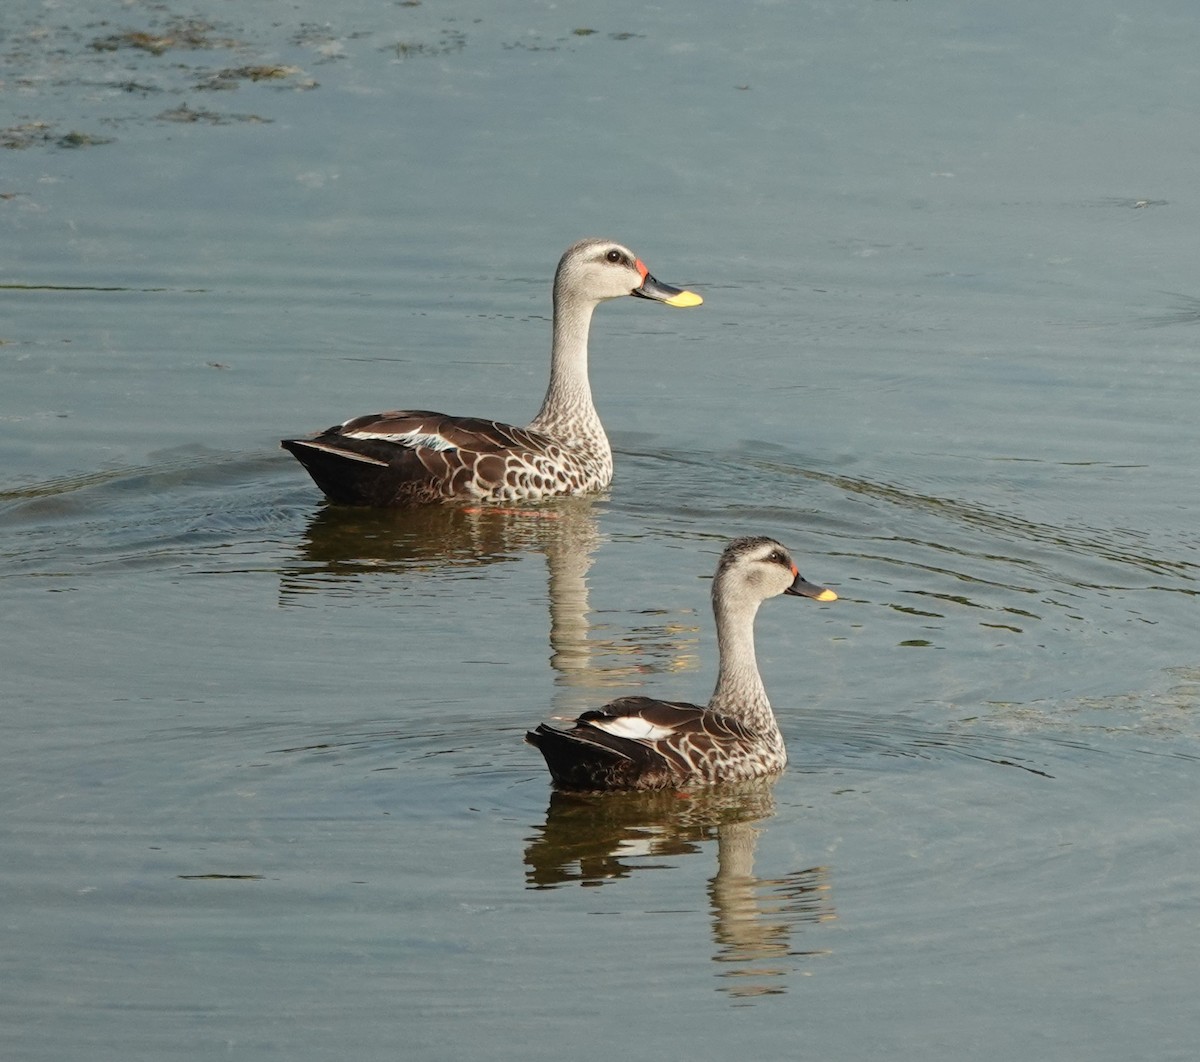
526,537,838,791
281,238,702,507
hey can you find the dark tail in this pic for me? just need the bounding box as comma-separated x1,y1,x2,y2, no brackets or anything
282,438,406,506
526,725,665,791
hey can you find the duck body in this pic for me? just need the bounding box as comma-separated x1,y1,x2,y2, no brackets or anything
527,695,788,791
526,537,838,792
282,238,702,507
281,410,600,507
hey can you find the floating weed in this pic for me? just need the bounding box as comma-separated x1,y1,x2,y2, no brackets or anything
195,65,312,91
1,123,113,150
389,30,467,58
56,131,115,148
90,20,240,55
156,103,271,125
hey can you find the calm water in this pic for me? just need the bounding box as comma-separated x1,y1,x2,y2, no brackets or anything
3,1,1198,1058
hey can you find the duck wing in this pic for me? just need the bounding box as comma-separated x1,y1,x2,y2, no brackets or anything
281,410,562,506
331,410,554,455
526,696,762,791
581,696,761,747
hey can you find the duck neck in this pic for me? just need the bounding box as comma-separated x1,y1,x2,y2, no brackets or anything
528,291,607,451
708,595,778,734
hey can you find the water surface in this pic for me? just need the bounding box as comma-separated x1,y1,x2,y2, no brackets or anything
3,1,1198,1059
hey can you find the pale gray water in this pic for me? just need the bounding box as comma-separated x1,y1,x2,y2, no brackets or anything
3,1,1199,1059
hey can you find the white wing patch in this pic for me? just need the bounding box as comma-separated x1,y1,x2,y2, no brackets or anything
296,440,389,466
344,428,458,451
589,716,677,741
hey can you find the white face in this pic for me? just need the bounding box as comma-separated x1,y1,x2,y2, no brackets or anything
716,539,798,605
743,546,798,598
558,241,644,303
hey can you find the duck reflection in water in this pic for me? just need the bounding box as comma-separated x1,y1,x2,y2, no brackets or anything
279,496,700,692
524,779,835,999
280,495,599,586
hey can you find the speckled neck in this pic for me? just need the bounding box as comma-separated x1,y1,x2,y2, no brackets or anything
707,589,781,739
527,276,610,462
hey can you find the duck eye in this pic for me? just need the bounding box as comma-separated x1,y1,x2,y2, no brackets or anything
605,249,622,264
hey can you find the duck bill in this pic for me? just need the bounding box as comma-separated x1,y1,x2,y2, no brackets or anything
785,573,838,602
631,260,703,307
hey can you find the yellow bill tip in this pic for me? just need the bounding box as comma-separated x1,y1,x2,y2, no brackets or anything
665,289,703,308
816,588,838,602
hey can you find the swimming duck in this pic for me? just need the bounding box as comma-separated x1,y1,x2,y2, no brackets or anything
281,238,702,507
526,537,838,791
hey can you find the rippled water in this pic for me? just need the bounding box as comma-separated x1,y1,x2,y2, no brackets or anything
4,1,1199,1059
